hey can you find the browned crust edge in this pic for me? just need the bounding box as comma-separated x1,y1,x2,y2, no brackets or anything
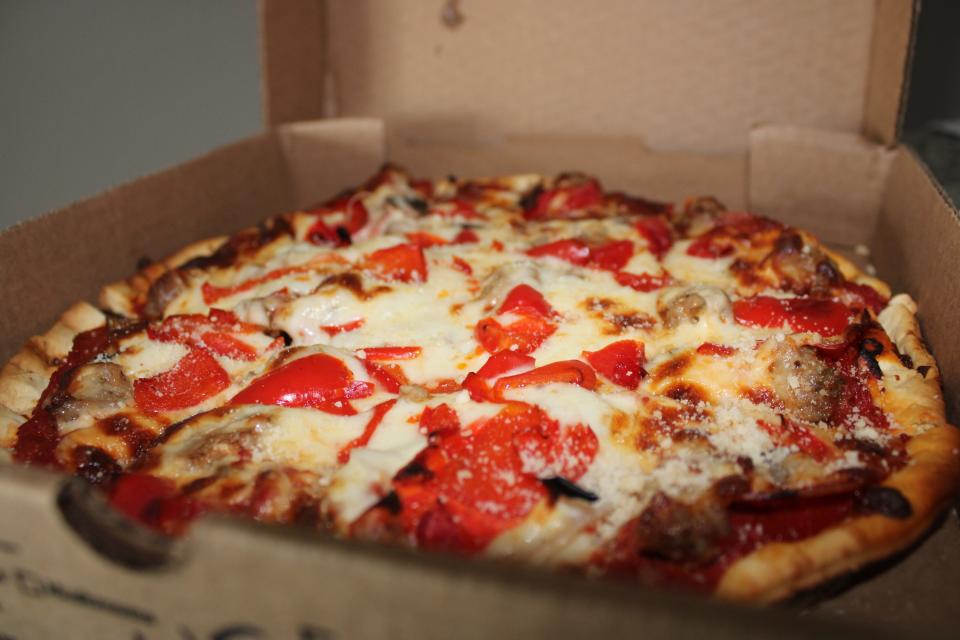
98,235,227,317
0,301,106,449
717,295,960,602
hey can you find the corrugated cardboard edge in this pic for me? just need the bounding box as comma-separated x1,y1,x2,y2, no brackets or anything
0,463,895,640
0,132,293,366
872,147,960,418
277,118,386,209
862,0,918,145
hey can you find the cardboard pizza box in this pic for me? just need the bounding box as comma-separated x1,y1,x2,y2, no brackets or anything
1,1,958,637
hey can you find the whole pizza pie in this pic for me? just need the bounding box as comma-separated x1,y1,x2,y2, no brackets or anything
1,165,957,601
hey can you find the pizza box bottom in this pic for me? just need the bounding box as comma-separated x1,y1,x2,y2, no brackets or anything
1,119,959,639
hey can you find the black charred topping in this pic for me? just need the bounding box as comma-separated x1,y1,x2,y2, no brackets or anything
773,231,804,254
406,196,429,215
73,446,120,486
711,475,750,502
375,491,403,515
855,486,912,519
736,456,755,474
859,338,884,379
917,365,932,378
335,225,352,245
181,475,217,494
897,349,914,369
541,476,598,502
268,330,293,346
394,460,433,481
519,184,544,212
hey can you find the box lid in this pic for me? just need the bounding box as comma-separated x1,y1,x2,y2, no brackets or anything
260,0,916,152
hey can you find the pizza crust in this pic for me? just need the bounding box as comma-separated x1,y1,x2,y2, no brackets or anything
99,235,227,317
716,295,960,602
0,301,106,447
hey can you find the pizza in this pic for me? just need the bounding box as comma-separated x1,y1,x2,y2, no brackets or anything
1,164,957,602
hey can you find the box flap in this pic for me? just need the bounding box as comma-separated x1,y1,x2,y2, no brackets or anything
261,0,915,152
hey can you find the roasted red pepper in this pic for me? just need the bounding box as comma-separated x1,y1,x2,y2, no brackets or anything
230,352,373,415
134,348,230,412
733,296,851,337
362,243,428,283
583,340,646,390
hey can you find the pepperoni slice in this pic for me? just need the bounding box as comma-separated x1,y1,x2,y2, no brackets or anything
229,353,373,415
134,348,230,413
362,243,428,283
109,473,203,536
583,340,646,390
733,296,851,337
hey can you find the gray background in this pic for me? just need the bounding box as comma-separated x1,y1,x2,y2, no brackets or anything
0,1,957,231
0,0,261,229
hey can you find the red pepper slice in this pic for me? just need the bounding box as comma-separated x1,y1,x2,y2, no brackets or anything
434,199,481,219
492,360,597,397
526,179,604,220
360,346,422,361
321,318,365,337
615,271,671,292
202,266,311,304
589,240,634,272
420,403,461,436
229,353,373,414
362,243,428,283
733,296,851,337
306,196,369,246
583,340,646,390
686,235,735,259
475,315,556,355
452,228,480,244
696,342,737,357
134,348,230,413
362,360,408,393
391,402,598,554
109,473,203,536
841,281,888,314
757,419,835,462
634,217,673,260
462,351,536,401
451,256,474,274
406,231,449,248
149,310,262,361
498,284,555,317
526,239,592,266
338,399,398,463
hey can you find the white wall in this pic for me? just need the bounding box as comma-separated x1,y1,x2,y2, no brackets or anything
0,1,262,229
